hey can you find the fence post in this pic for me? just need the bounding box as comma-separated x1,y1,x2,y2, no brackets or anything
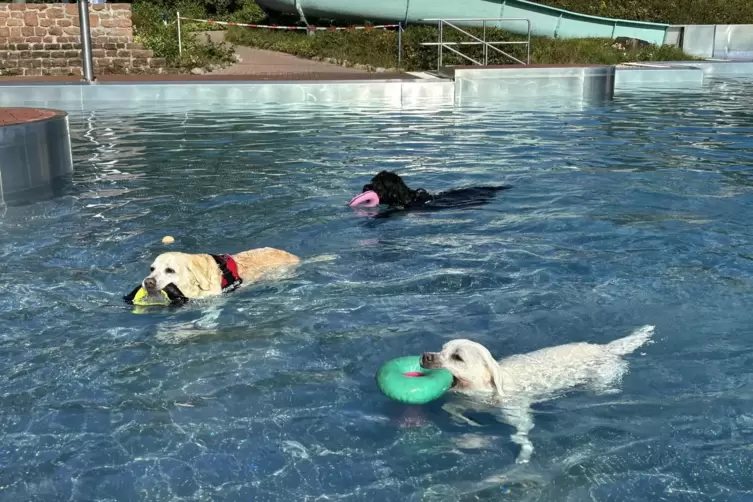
438,20,443,69
397,22,403,69
527,19,531,64
483,19,487,65
177,11,182,57
77,0,95,82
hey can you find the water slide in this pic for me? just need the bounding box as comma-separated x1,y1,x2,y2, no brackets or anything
254,0,671,45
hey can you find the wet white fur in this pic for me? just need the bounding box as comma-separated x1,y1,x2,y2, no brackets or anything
430,325,655,463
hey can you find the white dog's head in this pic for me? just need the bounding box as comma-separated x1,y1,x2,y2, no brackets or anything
421,339,503,395
142,252,215,297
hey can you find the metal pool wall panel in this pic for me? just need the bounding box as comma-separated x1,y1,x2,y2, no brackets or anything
84,81,407,106
0,81,455,111
679,24,753,59
679,25,716,58
663,26,682,46
451,66,614,106
659,60,753,75
614,65,704,91
0,109,74,198
712,25,753,59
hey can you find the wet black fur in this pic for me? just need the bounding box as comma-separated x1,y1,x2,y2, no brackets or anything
362,171,418,208
361,170,511,213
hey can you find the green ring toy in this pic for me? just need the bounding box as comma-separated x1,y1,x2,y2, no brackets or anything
376,355,453,405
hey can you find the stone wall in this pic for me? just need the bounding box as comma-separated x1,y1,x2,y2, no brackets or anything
0,3,167,77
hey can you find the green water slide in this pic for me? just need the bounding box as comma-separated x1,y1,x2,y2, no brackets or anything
255,0,671,45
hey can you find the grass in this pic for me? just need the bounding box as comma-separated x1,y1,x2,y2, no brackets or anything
225,24,696,72
131,0,703,73
531,0,753,25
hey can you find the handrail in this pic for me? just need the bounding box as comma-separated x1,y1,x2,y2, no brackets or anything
419,18,531,69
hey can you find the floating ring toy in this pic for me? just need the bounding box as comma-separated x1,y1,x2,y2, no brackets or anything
348,190,380,207
376,355,453,404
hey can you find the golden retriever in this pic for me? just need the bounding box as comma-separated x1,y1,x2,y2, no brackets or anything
421,325,655,464
142,247,300,300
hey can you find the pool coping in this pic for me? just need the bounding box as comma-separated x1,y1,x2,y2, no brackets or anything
0,60,751,86
0,60,751,111
0,60,749,83
0,107,65,126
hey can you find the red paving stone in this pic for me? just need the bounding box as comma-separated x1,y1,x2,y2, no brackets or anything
0,108,61,126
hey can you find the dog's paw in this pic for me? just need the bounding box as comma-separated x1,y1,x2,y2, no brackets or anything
305,254,338,264
442,403,484,427
515,444,533,464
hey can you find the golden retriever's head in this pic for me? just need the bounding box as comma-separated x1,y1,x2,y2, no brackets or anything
421,339,503,395
142,252,215,298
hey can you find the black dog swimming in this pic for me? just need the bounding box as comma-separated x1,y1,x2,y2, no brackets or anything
348,171,510,215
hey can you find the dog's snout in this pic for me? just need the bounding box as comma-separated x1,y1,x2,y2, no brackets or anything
421,352,438,368
143,277,157,290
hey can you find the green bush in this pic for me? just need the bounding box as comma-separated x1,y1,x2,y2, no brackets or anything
226,24,694,71
177,0,266,32
132,0,235,69
531,0,753,25
223,0,266,26
133,0,253,17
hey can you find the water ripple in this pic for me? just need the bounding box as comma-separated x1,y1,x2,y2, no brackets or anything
2,77,753,500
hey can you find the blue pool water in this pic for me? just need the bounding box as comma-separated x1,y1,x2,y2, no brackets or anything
2,77,753,501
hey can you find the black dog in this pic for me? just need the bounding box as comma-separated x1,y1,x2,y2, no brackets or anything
354,171,510,213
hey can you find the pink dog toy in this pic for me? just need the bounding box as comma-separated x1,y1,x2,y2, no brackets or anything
348,190,380,207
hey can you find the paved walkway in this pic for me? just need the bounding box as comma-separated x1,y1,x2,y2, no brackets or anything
200,30,369,76
0,30,416,83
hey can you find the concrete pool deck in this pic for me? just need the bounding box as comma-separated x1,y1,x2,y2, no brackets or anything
0,59,749,88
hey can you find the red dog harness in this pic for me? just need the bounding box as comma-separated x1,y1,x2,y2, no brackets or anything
210,254,243,293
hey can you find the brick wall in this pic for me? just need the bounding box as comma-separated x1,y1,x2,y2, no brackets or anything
0,3,167,77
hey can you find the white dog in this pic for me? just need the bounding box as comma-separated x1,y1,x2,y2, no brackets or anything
421,325,655,463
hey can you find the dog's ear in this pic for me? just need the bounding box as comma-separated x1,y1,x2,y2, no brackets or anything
478,345,505,396
379,172,414,206
184,254,214,292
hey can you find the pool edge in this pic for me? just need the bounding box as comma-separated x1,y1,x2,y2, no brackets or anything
1,61,751,110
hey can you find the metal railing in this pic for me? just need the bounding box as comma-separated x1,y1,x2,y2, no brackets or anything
420,18,531,69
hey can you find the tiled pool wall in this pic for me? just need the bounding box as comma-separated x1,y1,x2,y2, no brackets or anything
0,61,751,113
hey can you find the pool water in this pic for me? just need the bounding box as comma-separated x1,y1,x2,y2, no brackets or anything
2,77,753,501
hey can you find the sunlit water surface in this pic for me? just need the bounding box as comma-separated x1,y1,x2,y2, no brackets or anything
2,77,753,501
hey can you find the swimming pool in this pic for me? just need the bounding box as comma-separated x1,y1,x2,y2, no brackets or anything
2,76,753,501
